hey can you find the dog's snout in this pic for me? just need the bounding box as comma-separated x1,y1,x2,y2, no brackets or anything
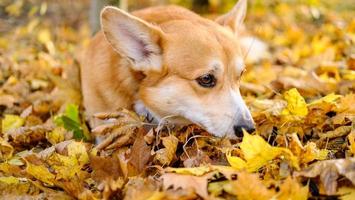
233,125,255,137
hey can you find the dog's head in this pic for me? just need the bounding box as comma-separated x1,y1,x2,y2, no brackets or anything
101,0,254,138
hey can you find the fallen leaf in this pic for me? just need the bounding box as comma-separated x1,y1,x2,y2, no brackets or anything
155,135,178,165
277,177,308,200
90,155,123,181
227,132,299,172
308,93,342,105
54,104,86,140
2,114,25,133
0,137,14,160
128,129,151,175
161,172,214,199
281,88,308,117
226,151,247,170
302,142,329,163
124,177,160,200
67,141,89,166
319,126,352,140
295,158,355,195
226,171,275,200
165,166,211,176
46,127,66,145
338,187,355,200
25,162,55,186
348,131,355,155
6,125,51,146
289,134,328,164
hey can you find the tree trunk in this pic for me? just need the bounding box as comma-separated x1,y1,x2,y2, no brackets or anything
90,0,127,35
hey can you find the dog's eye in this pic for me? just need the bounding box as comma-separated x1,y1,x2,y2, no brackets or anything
196,74,216,88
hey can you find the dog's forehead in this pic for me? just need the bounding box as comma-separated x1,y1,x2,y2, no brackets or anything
162,21,244,76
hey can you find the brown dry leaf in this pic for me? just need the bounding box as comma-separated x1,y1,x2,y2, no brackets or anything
58,179,96,200
128,129,151,175
183,150,212,168
6,125,52,146
123,177,160,200
91,155,124,199
91,155,123,181
295,158,355,195
92,109,144,151
155,135,179,165
161,172,215,199
319,126,352,140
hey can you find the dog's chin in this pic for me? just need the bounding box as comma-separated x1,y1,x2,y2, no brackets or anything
207,129,237,139
165,117,238,139
166,117,192,125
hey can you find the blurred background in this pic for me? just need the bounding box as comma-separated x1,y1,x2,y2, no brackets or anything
1,0,354,34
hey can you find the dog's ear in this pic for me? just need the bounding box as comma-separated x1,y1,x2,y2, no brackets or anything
101,6,164,72
215,0,247,33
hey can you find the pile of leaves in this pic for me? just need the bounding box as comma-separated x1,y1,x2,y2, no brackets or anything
0,0,354,199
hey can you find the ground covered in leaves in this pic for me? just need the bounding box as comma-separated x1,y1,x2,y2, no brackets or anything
0,0,354,199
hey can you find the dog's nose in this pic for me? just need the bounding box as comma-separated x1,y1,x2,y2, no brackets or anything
233,125,255,137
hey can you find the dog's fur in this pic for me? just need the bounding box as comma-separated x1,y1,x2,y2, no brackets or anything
81,0,257,138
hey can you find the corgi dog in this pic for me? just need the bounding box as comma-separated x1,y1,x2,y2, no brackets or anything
81,0,260,138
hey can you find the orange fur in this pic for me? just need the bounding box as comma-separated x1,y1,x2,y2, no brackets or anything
81,1,256,137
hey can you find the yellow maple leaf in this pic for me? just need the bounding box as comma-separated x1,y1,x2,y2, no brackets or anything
0,176,20,184
226,151,247,170
282,88,308,117
1,114,25,133
341,69,355,81
227,132,299,172
49,153,82,180
67,141,89,166
165,166,211,176
46,127,66,145
277,177,309,200
308,93,342,105
26,162,55,186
